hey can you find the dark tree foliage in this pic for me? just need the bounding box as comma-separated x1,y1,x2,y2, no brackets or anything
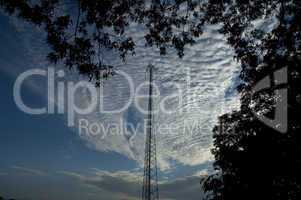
201,1,301,200
0,0,205,85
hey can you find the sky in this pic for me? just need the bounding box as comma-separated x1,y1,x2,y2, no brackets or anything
0,9,240,200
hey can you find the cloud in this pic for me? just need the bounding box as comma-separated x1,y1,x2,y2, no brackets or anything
11,165,47,176
73,24,240,170
1,14,240,172
59,171,86,180
0,172,8,176
60,169,205,200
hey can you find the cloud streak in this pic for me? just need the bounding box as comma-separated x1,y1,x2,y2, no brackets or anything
11,165,47,176
60,169,205,200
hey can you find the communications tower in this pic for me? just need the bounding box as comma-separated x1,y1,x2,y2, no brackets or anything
142,65,159,200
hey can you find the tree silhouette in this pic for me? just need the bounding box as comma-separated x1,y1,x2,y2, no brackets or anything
0,0,205,85
202,1,301,200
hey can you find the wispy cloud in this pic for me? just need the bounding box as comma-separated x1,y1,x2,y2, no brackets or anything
58,170,87,180
12,165,47,176
0,172,8,176
60,169,205,200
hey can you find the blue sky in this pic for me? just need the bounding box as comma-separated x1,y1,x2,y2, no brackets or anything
0,10,240,199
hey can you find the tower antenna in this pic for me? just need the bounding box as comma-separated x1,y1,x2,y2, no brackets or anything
142,64,159,200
